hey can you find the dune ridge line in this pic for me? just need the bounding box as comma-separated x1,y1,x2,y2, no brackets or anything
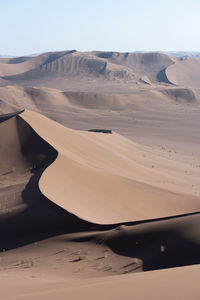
18,110,200,225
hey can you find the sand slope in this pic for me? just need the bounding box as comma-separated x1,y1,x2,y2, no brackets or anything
1,265,200,300
1,50,200,92
0,51,176,89
18,110,200,224
1,85,200,115
1,50,200,298
166,58,200,88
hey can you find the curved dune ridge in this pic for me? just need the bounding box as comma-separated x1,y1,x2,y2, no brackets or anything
18,109,200,224
165,58,200,88
2,50,200,299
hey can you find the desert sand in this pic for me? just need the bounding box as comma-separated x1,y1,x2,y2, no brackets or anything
0,50,200,299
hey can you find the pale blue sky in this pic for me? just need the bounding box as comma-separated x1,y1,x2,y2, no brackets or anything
1,0,200,56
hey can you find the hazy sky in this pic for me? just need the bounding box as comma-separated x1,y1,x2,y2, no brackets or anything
1,0,200,56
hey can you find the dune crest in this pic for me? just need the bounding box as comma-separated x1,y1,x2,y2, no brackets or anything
1,48,200,298
17,110,200,224
165,58,200,88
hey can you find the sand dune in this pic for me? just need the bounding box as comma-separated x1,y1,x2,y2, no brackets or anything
1,50,200,299
1,85,200,114
16,109,200,224
0,51,176,89
166,58,200,88
1,50,200,92
1,264,200,300
0,53,49,77
39,51,173,82
1,109,200,226
161,87,197,103
1,85,200,158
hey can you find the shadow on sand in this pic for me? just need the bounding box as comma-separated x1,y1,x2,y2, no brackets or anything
70,213,200,272
0,116,93,251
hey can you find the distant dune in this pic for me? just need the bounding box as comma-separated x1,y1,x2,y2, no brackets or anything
1,50,200,91
166,58,200,88
0,85,200,157
1,85,200,114
0,50,177,89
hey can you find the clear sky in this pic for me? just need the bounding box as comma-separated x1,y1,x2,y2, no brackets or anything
0,0,200,56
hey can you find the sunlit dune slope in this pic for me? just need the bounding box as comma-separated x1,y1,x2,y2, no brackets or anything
1,264,200,300
166,58,200,88
19,110,200,224
1,85,200,115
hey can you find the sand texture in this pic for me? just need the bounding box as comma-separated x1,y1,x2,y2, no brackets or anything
1,50,200,299
18,109,200,224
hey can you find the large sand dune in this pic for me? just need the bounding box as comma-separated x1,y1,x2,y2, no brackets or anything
0,85,200,159
2,109,196,224
1,50,200,299
1,109,200,226
1,50,200,91
0,51,176,89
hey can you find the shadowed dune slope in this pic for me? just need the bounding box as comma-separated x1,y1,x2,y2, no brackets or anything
19,110,200,224
70,212,200,270
0,115,31,174
0,114,94,250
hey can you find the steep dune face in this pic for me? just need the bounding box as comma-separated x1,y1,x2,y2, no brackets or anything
40,51,107,75
18,110,200,224
39,51,138,81
93,51,174,81
0,113,70,241
166,58,200,88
